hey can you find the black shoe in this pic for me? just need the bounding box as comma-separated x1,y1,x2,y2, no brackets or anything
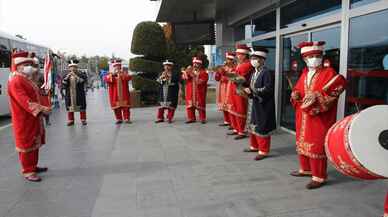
124,120,132,124
234,135,248,140
155,120,164,123
36,167,48,173
185,120,196,124
82,121,87,126
67,122,74,126
306,181,325,190
228,127,234,130
219,123,229,127
254,154,267,161
227,131,238,136
115,120,123,124
201,121,207,124
290,171,312,177
168,120,173,124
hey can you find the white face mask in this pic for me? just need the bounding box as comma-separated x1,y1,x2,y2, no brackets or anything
305,57,322,68
114,68,119,73
250,59,261,68
22,66,34,75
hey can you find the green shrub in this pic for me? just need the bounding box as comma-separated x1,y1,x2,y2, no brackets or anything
131,75,158,92
129,57,162,79
131,21,166,59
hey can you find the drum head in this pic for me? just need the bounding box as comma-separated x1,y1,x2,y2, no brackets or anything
349,105,388,178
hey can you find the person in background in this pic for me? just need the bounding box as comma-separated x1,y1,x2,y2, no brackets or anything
62,59,88,126
215,52,236,128
155,60,181,124
243,47,276,160
182,57,209,124
290,41,346,189
8,51,50,182
104,59,132,124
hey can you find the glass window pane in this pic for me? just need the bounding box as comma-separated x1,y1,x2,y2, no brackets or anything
280,33,308,130
0,37,10,50
312,26,341,72
252,38,276,71
281,0,341,29
351,0,381,8
252,11,276,37
346,9,388,115
0,38,11,68
234,22,252,41
0,50,11,68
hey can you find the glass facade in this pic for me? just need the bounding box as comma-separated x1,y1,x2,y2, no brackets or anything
0,37,11,68
280,0,341,28
252,38,276,71
311,26,341,73
351,0,381,8
234,22,252,41
229,0,388,130
280,33,308,130
345,9,388,115
252,11,276,37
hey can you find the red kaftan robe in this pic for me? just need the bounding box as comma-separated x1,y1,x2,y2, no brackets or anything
215,68,229,111
384,192,388,217
104,72,132,109
183,68,208,111
39,89,51,108
225,66,236,114
8,73,49,153
228,60,254,119
291,67,344,159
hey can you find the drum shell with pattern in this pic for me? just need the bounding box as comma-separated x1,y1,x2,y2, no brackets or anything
325,105,388,180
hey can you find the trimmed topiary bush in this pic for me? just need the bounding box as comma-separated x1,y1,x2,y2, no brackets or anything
129,57,162,78
131,21,166,59
130,21,166,105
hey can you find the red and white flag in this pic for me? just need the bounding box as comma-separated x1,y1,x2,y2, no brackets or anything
42,51,53,90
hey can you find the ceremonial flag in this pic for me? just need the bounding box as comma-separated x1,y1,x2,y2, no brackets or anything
42,51,53,90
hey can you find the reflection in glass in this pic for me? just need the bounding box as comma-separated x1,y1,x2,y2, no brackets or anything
346,9,388,115
252,11,276,37
234,22,252,41
252,38,276,72
280,34,308,130
350,0,380,8
280,0,341,29
312,26,341,73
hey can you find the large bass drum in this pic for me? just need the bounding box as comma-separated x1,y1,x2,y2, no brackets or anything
325,105,388,180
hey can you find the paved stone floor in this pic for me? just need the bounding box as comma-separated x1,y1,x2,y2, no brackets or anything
0,89,387,217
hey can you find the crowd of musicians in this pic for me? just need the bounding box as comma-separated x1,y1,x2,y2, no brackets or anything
5,42,387,216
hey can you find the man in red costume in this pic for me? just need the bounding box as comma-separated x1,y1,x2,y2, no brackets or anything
290,41,346,189
215,52,236,127
105,59,132,124
227,44,254,140
182,57,209,124
8,51,50,182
